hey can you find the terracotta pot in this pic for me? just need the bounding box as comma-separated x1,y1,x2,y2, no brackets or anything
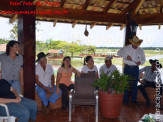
98,90,123,118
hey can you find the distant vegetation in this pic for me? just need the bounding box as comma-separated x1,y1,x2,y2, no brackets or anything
0,38,162,60
36,39,96,57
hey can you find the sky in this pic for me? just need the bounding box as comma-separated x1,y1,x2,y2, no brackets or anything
0,17,163,47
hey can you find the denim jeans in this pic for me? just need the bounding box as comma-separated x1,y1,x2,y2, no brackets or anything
123,65,139,103
36,85,62,106
0,97,37,122
7,80,21,94
138,81,162,103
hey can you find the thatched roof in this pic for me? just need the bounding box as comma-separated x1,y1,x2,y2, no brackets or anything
0,0,163,29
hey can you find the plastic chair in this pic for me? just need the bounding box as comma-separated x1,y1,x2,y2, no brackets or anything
69,73,98,122
0,104,16,122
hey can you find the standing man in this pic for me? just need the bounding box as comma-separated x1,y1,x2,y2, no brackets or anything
117,36,146,105
99,55,117,76
35,52,61,113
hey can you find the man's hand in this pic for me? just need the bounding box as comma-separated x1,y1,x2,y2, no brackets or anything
56,87,60,94
135,61,141,65
139,79,145,84
127,55,132,61
45,88,52,93
14,96,21,103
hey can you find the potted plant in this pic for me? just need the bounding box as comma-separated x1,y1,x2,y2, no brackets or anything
92,70,132,118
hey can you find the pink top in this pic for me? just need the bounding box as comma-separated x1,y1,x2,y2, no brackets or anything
59,67,73,86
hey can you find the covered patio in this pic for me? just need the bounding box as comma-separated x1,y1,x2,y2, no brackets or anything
0,0,163,121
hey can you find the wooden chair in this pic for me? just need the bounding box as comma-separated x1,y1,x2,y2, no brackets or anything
69,73,98,122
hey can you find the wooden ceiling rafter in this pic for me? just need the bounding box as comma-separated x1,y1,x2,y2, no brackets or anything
135,13,163,24
60,0,66,8
102,0,117,13
9,14,18,23
53,19,57,27
159,24,161,29
106,23,114,30
90,22,96,29
160,0,163,13
120,24,125,30
139,24,142,30
82,0,90,10
116,1,131,4
36,6,125,24
130,0,145,18
72,20,78,28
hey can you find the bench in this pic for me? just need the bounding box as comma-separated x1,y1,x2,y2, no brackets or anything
35,91,62,111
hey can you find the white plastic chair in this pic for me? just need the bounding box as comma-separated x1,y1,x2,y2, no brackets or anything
0,104,16,122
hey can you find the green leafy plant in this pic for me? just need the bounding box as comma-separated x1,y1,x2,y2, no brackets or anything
92,70,133,94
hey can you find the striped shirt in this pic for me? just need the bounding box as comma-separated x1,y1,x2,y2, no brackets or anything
0,53,23,81
35,63,54,87
139,66,162,83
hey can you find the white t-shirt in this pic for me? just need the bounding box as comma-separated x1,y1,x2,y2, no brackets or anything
117,44,145,66
81,65,98,73
35,63,54,87
99,64,117,76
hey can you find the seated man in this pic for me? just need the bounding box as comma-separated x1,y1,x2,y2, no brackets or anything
35,52,61,112
99,55,117,76
0,73,37,122
138,59,162,107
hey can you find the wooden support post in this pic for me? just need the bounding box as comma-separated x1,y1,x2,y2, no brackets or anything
18,5,36,100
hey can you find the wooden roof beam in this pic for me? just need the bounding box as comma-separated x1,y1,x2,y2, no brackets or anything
139,24,142,30
121,0,145,16
130,0,145,18
90,22,96,29
121,1,134,14
53,19,57,27
117,1,130,4
72,20,78,28
106,23,113,30
159,24,161,30
9,14,18,23
60,0,66,8
160,0,163,13
102,0,117,13
82,0,90,10
36,6,125,24
135,13,163,24
0,1,18,11
120,24,125,30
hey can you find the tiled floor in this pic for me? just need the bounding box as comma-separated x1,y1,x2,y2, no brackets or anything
36,102,163,122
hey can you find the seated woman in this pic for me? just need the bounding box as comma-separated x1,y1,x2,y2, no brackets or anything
56,56,80,110
0,73,37,122
81,56,98,78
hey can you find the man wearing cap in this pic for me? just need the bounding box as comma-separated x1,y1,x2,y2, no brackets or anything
99,55,117,76
117,36,146,105
138,59,162,107
35,52,61,113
